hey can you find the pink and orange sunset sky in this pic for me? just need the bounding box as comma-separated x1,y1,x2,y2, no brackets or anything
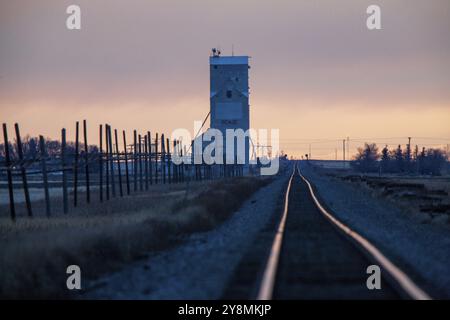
1,0,449,158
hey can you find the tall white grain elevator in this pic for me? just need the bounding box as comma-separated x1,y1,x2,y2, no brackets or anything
209,49,250,165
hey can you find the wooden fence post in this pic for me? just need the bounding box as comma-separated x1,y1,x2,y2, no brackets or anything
108,125,116,197
180,140,184,182
14,123,32,217
167,137,171,184
83,120,90,203
173,140,178,183
139,134,143,191
148,131,153,185
2,124,16,221
99,124,103,202
61,128,69,213
115,129,123,197
144,134,149,190
133,130,138,191
73,121,79,207
155,133,159,184
123,130,130,195
177,140,181,182
105,125,110,200
39,135,51,217
161,134,166,184
180,143,184,183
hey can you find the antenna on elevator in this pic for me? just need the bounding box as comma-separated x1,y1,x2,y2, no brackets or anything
211,48,221,57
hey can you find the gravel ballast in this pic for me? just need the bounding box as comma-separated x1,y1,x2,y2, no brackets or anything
300,163,450,298
84,172,289,299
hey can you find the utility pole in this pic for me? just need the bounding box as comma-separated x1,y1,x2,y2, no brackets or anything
408,137,411,158
347,137,350,164
407,137,412,169
343,139,346,168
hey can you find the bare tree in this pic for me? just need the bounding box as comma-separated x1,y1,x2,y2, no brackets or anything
352,143,379,172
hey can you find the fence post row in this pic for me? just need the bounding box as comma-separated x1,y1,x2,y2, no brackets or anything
0,121,250,220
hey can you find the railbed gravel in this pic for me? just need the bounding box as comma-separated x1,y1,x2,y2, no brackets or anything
83,172,290,299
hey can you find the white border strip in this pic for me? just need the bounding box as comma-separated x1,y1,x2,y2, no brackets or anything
298,167,431,300
256,165,296,300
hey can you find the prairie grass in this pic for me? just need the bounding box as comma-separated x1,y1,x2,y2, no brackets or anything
0,176,271,299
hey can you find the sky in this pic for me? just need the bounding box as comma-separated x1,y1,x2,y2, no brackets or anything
1,0,449,158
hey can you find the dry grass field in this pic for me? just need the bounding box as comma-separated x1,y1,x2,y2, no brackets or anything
0,176,272,298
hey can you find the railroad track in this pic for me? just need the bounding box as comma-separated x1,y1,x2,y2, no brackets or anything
253,162,431,300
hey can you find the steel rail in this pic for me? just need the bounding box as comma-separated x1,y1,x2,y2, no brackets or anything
298,167,431,300
256,164,296,300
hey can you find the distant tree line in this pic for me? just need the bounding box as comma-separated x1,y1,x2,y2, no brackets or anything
351,143,448,175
